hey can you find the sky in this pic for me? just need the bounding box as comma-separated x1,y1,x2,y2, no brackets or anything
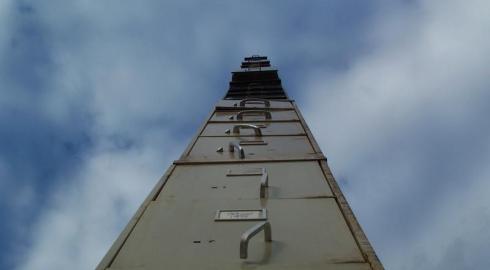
1,0,489,269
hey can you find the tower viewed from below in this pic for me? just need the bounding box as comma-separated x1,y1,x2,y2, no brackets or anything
96,55,384,270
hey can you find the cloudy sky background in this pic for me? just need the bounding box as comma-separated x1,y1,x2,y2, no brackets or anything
1,0,489,269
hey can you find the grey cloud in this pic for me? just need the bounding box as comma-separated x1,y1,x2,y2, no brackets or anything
302,0,490,269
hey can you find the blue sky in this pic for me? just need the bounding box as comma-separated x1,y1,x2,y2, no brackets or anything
1,1,489,269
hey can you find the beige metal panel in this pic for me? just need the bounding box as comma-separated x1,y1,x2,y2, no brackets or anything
156,161,333,201
201,122,305,137
216,99,293,109
184,136,318,162
209,110,299,122
109,198,366,270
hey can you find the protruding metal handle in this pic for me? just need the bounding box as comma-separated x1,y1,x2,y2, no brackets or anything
236,110,272,120
232,124,262,136
239,98,270,108
260,168,268,198
229,142,245,159
240,221,272,259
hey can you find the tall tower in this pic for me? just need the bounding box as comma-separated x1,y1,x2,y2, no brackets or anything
97,56,384,270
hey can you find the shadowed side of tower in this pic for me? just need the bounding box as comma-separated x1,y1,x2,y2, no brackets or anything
96,55,384,270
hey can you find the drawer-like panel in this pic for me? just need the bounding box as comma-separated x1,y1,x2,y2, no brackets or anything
201,122,305,137
185,136,318,162
216,99,293,109
110,198,365,270
209,110,299,122
156,161,333,200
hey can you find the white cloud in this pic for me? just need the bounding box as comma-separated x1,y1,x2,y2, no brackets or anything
302,0,490,269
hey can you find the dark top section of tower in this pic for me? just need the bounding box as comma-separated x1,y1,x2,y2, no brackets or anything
224,55,288,100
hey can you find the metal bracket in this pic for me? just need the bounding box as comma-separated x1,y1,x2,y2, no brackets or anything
232,124,262,136
236,110,272,120
239,98,271,108
260,168,268,198
240,221,272,259
229,141,245,159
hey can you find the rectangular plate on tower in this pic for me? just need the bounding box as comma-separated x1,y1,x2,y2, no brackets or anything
239,140,268,146
226,168,264,176
214,209,267,221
